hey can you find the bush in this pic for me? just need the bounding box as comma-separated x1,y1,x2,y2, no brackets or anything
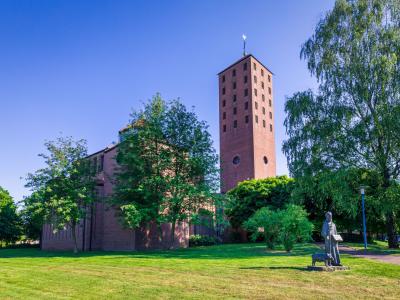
244,205,313,252
189,235,217,247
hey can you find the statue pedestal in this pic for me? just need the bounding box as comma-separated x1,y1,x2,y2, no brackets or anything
307,265,350,272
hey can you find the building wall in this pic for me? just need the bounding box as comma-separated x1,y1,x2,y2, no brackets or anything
219,54,276,193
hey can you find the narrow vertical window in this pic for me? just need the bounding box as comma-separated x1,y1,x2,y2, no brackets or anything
233,82,236,89
244,89,248,96
233,107,237,115
244,76,248,83
262,107,266,115
253,62,257,70
243,62,247,70
261,82,264,89
223,125,226,132
268,87,272,95
269,99,272,107
269,112,273,119
244,102,248,110
255,102,258,110
245,115,249,124
222,100,226,107
255,115,258,123
263,120,266,128
254,75,257,83
222,87,226,95
268,74,271,82
222,75,225,82
270,124,273,132
261,69,264,76
233,94,237,102
232,69,236,76
254,89,257,96
262,94,265,101
223,112,226,120
233,120,238,128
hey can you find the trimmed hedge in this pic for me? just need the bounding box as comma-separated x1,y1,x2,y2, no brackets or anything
189,235,217,247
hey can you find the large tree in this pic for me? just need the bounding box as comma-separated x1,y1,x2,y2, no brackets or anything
113,95,219,248
25,137,96,253
283,0,400,247
0,187,21,246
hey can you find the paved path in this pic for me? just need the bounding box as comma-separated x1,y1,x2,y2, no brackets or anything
339,245,400,265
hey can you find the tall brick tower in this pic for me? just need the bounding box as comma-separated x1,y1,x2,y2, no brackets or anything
219,54,276,193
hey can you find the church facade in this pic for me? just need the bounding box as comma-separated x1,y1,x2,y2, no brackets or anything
41,53,276,251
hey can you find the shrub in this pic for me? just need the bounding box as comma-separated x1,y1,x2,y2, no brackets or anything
189,235,217,247
244,207,281,250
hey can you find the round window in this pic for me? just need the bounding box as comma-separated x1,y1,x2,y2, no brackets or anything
232,156,240,165
263,156,268,164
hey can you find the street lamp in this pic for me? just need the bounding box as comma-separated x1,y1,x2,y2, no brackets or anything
360,186,367,250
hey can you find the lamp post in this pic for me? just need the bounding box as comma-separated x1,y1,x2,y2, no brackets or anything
360,187,367,250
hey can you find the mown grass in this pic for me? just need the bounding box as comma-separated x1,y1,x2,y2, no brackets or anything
344,240,400,254
0,243,399,299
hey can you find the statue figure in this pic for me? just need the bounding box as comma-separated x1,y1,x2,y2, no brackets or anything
321,211,342,266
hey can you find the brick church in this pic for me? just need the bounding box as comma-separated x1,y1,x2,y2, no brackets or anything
41,53,276,251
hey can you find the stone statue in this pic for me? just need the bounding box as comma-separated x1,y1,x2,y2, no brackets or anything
321,211,342,266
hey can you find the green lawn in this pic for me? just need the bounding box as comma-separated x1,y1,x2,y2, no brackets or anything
344,240,400,254
1,243,399,299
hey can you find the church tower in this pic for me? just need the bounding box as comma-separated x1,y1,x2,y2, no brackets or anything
219,54,276,193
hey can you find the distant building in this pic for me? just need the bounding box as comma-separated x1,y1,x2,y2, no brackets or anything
218,54,276,193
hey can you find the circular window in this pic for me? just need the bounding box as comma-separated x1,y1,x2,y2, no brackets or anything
263,156,268,164
232,156,241,165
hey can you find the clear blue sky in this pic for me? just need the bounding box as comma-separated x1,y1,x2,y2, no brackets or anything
0,0,335,202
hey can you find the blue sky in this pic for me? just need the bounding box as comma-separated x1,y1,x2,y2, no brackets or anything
0,0,335,202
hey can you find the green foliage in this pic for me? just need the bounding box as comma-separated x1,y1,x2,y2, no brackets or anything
113,94,219,247
20,191,46,241
226,176,294,228
189,234,217,247
244,207,281,249
283,0,400,248
244,205,313,252
25,136,97,253
279,204,314,252
0,187,21,245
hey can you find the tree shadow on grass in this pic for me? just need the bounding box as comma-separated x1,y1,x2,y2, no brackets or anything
0,243,320,260
240,266,310,271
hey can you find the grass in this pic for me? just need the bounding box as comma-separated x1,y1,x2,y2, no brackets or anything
344,240,400,254
0,243,399,299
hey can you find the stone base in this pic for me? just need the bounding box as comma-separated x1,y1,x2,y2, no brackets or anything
307,265,350,272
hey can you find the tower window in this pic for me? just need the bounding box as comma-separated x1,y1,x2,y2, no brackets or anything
269,112,273,119
244,89,248,96
233,94,237,102
263,156,268,164
244,76,248,83
253,63,257,70
232,156,240,165
254,89,257,96
222,87,226,95
255,115,258,123
268,87,272,95
222,75,225,82
261,69,264,76
223,125,226,132
263,120,266,128
232,69,236,76
233,82,236,89
268,74,271,82
245,115,249,124
233,120,238,128
262,107,266,115
243,62,247,70
233,107,237,115
270,124,273,132
254,76,257,83
261,82,264,89
223,112,226,120
262,94,265,101
244,102,249,110
222,100,226,107
269,99,272,107
255,102,258,110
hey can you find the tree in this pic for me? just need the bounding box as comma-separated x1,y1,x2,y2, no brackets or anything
226,176,294,229
113,95,219,248
0,187,21,246
279,204,314,252
283,0,400,248
20,191,46,243
25,137,96,253
244,207,281,249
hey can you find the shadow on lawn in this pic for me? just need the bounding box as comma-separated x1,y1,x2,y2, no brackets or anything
0,243,319,260
240,266,309,271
